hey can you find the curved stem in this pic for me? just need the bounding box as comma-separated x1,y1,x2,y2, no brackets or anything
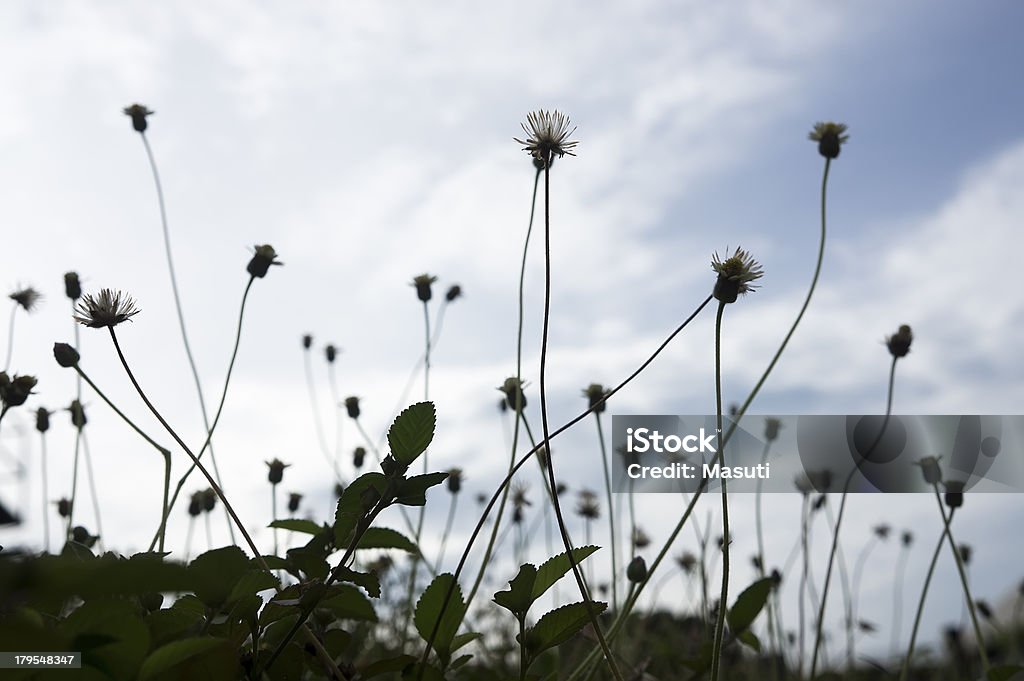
595,411,618,610
3,304,16,371
891,544,911,657
849,535,879,666
899,510,952,681
303,348,335,474
80,432,105,552
710,301,730,681
436,492,459,571
140,132,233,543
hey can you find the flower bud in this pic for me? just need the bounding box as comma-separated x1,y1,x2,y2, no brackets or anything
64,272,82,301
1,374,37,407
901,531,913,548
246,244,282,279
352,446,366,469
53,342,80,368
69,399,86,430
445,285,462,302
887,325,913,359
287,492,302,513
959,544,972,565
873,524,891,540
676,552,697,575
499,378,527,412
266,458,289,485
35,407,51,433
975,600,993,621
56,498,72,518
302,334,313,350
411,274,438,303
916,456,942,485
627,556,648,584
202,488,217,512
71,526,97,548
582,383,609,414
123,104,154,133
334,482,345,498
344,396,361,419
764,417,782,442
325,344,338,364
446,468,463,494
187,492,202,518
808,122,849,159
944,480,965,509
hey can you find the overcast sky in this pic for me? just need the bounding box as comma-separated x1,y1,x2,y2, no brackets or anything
2,0,1023,668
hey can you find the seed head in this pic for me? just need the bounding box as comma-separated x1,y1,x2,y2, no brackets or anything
445,285,463,302
74,289,140,328
53,342,80,368
764,417,783,442
498,377,528,412
302,334,313,350
35,407,52,433
72,526,98,548
873,524,891,540
352,446,366,469
9,287,41,313
247,245,282,279
0,373,37,408
202,488,217,512
123,104,154,133
64,272,82,301
915,456,943,485
711,247,764,303
575,489,600,520
975,600,993,621
582,383,610,414
901,531,913,548
887,325,913,359
287,492,303,513
266,458,289,485
344,396,361,419
632,528,651,550
627,556,648,583
187,492,203,517
808,122,849,159
411,274,438,303
512,483,531,510
676,552,697,575
944,480,965,509
56,498,72,518
325,344,339,364
68,399,86,430
446,468,463,494
515,110,579,167
958,544,972,565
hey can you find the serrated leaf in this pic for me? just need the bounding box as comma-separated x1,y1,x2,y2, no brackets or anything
357,527,419,553
532,546,599,601
395,472,449,506
189,546,250,608
726,577,774,635
451,632,481,653
227,570,279,605
269,519,325,535
388,402,436,466
414,573,466,666
334,473,388,548
737,629,761,652
332,565,382,598
493,564,537,618
321,583,378,622
523,601,606,657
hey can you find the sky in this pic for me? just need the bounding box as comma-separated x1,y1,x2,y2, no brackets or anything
1,0,1023,669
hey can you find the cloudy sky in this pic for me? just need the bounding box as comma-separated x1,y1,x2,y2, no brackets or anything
2,0,1023,668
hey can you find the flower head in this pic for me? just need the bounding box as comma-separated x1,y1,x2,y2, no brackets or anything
632,528,651,550
514,110,579,166
35,407,52,433
764,417,783,442
498,377,528,412
808,122,849,159
0,373,37,408
123,104,154,133
676,552,698,575
287,492,303,513
64,272,82,301
266,458,290,485
446,467,464,494
302,334,313,350
73,289,140,328
411,274,438,303
56,498,72,518
187,492,203,517
445,285,463,303
53,342,80,368
325,344,339,364
352,446,366,469
202,488,217,512
68,399,86,430
344,396,361,419
887,324,913,359
575,489,600,520
901,530,913,548
711,247,764,303
582,383,610,414
247,244,282,279
915,456,942,485
944,480,965,509
873,524,891,540
9,287,41,313
627,556,648,583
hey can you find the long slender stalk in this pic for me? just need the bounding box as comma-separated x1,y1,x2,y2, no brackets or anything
303,346,335,473
39,431,50,552
272,484,279,557
536,162,622,681
436,492,459,571
66,421,82,541
595,411,618,610
849,534,880,666
899,512,950,680
890,540,911,657
420,294,714,676
139,132,233,543
80,432,105,551
798,495,810,678
710,301,730,681
105,327,344,679
3,304,16,371
821,498,854,670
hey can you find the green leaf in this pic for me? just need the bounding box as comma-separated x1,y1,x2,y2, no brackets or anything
414,573,467,665
523,601,606,657
493,564,538,619
532,546,599,602
321,583,378,622
334,472,388,547
388,402,436,466
987,666,1024,681
726,577,774,635
227,570,279,605
360,655,416,678
61,598,150,681
333,565,382,598
138,638,225,680
451,632,482,653
269,519,325,535
737,629,761,652
188,546,250,608
357,527,419,553
395,472,449,506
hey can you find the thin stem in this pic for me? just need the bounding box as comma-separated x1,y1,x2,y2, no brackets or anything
436,492,459,571
327,360,344,478
40,432,50,552
798,495,809,679
272,484,279,557
710,301,730,681
80,432,105,552
3,304,16,371
536,161,622,681
595,411,618,611
67,424,82,541
140,132,233,543
899,513,950,681
303,347,335,473
891,543,911,657
849,535,880,666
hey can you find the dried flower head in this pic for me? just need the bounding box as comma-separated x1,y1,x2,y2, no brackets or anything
187,491,203,517
498,377,528,412
68,399,86,430
35,407,52,433
944,480,965,509
857,620,877,634
446,468,463,494
515,110,579,166
64,272,82,301
711,247,764,303
123,104,154,133
975,600,993,621
808,122,849,159
582,383,610,414
676,552,698,574
764,417,783,442
325,344,339,364
287,492,303,513
74,289,140,328
627,556,648,583
873,524,891,540
202,488,217,512
445,285,463,302
958,544,972,565
247,244,282,279
0,373,37,408
512,483,531,510
915,456,943,485
9,287,41,312
352,446,366,469
576,489,600,520
302,334,313,350
266,458,290,485
411,274,438,303
632,528,651,550
887,325,914,359
901,530,913,548
56,497,72,518
344,396,361,419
